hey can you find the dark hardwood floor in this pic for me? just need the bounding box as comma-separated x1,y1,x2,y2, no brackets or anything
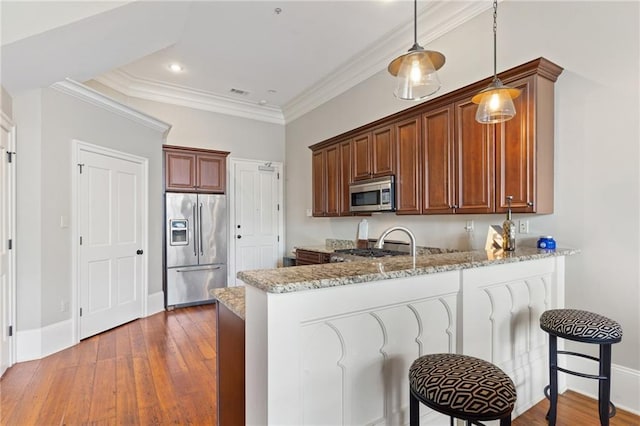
1,305,638,425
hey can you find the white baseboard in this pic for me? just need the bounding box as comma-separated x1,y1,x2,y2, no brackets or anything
146,291,165,316
16,319,74,362
567,357,640,415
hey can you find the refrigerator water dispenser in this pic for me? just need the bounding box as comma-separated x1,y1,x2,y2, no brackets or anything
169,219,189,245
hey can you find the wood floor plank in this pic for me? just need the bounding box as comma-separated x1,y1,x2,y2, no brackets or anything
88,358,117,422
34,366,77,425
62,363,96,424
115,356,139,424
96,329,117,361
0,360,40,423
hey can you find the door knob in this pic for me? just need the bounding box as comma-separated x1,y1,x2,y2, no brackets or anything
136,249,144,255
237,235,242,239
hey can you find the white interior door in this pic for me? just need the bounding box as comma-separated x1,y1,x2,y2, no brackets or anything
0,114,15,376
78,147,145,339
232,160,282,283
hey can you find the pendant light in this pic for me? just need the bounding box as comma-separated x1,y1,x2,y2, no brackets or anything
472,0,520,123
388,0,445,101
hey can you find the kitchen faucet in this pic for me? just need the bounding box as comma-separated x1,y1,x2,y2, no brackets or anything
374,226,417,261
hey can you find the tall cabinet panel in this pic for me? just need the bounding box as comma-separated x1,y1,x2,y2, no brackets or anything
395,116,422,215
372,125,395,177
312,150,326,217
352,132,372,181
454,98,495,214
165,146,229,193
422,105,455,214
339,140,352,216
325,144,341,217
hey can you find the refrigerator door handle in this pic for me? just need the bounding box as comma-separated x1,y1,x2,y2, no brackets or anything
199,203,204,256
192,204,198,257
176,266,222,273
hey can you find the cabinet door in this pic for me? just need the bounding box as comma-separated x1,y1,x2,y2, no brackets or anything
325,145,340,217
352,132,372,181
454,98,495,214
395,116,422,214
312,150,326,217
339,140,352,216
496,76,534,213
422,105,455,214
166,150,197,191
197,153,226,193
372,125,395,177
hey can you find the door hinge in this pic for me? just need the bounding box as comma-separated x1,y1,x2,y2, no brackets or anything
277,203,280,211
277,172,280,179
77,163,85,174
8,239,12,250
8,325,13,337
277,235,280,242
7,151,15,163
80,308,83,317
79,236,83,245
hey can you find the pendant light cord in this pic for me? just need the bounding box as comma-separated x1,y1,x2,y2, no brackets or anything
492,0,498,80
414,0,418,46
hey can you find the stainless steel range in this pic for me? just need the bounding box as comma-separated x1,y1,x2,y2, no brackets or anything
330,247,408,263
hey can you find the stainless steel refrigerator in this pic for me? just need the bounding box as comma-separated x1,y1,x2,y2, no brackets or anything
165,193,227,307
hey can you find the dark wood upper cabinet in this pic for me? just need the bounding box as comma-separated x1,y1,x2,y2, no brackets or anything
372,125,395,177
165,145,229,193
352,132,372,181
454,97,495,214
395,116,422,215
166,150,197,190
422,105,455,214
308,58,563,217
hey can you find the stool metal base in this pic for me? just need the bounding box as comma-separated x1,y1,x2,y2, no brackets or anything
545,334,616,426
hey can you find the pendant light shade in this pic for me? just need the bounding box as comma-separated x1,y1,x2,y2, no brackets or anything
472,0,520,123
388,0,445,100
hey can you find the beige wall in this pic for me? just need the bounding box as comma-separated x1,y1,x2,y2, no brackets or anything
285,1,640,370
13,87,166,330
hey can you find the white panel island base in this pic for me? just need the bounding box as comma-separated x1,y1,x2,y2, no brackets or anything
239,249,577,425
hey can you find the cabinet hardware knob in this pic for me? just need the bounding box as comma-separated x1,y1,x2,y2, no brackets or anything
527,202,534,207
237,235,242,239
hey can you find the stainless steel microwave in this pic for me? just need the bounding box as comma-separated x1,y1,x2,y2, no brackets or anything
349,176,395,213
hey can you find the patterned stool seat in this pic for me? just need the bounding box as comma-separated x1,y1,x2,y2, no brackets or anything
409,353,516,421
540,309,623,344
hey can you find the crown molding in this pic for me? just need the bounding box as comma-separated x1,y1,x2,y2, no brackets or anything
95,70,285,125
51,78,172,136
282,1,490,123
94,2,489,126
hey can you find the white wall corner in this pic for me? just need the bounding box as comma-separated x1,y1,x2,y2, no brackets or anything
146,291,165,316
16,319,74,362
567,358,640,416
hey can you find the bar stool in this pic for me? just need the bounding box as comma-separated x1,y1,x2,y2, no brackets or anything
540,309,623,426
409,353,517,426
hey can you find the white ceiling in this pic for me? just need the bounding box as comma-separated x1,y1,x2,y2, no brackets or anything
1,1,490,124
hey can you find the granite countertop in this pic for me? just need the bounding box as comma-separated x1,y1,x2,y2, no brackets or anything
211,286,245,320
238,247,579,294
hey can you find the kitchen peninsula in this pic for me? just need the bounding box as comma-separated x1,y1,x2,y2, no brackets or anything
238,247,577,425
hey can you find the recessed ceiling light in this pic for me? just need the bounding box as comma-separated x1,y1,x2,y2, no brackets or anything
168,63,183,73
259,100,268,105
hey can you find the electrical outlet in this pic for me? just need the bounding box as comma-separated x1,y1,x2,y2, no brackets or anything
518,220,529,234
465,220,474,232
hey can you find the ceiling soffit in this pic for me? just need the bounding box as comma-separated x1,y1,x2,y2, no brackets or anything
96,2,489,125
